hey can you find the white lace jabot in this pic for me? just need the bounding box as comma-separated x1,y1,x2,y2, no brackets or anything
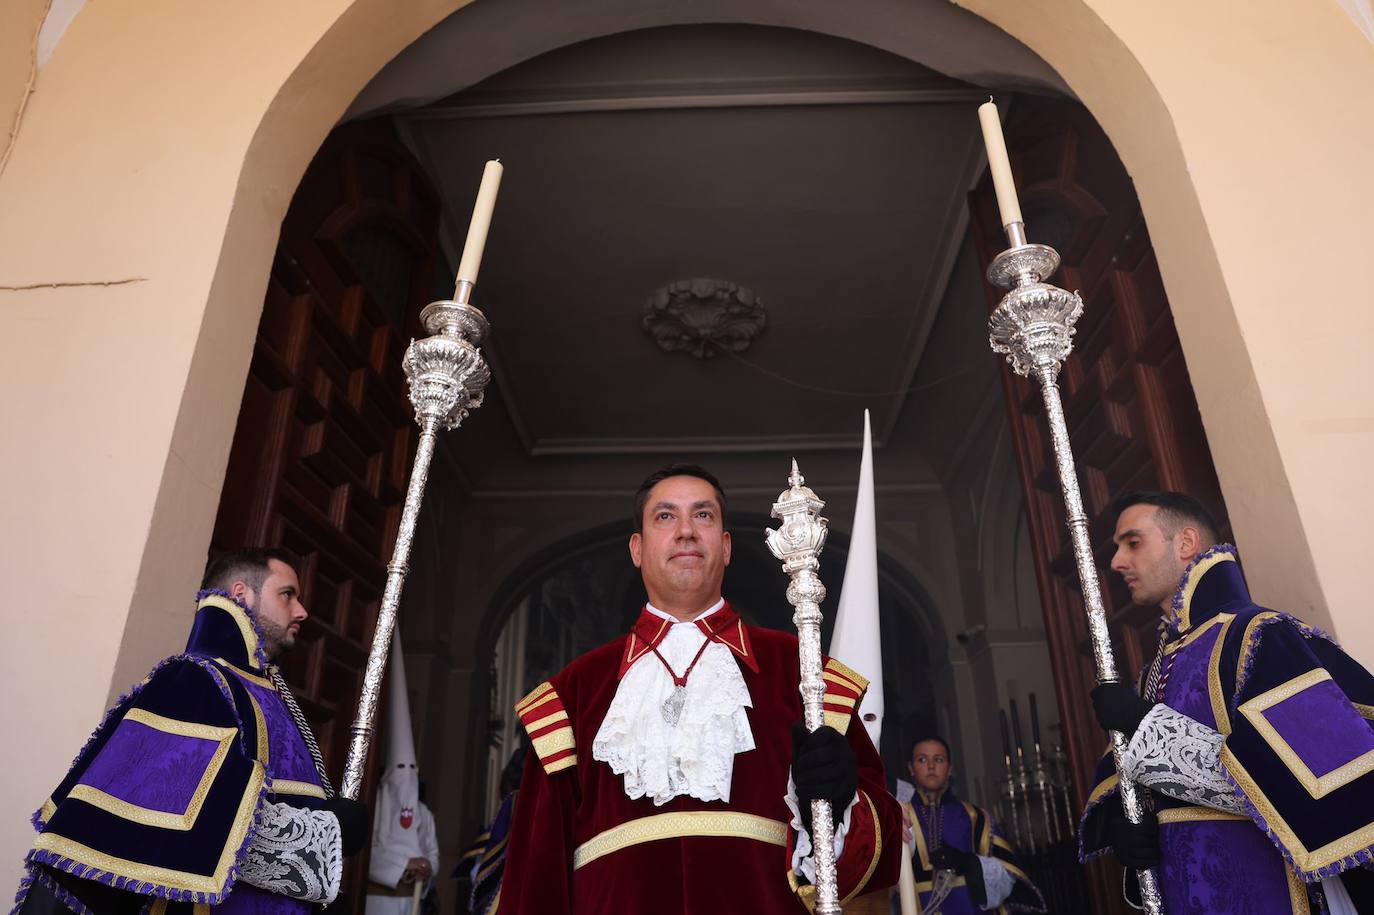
592,600,755,805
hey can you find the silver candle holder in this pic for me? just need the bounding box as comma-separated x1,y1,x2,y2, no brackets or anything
766,461,841,915
986,233,1163,912
339,284,491,800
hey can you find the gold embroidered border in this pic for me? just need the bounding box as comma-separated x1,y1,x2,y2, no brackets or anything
524,709,569,734
1208,616,1236,735
213,658,274,690
270,779,326,799
1223,746,1374,873
914,876,968,892
965,801,990,855
1287,862,1312,915
148,902,209,915
825,658,869,693
1163,612,1230,658
1086,773,1119,807
1239,668,1374,798
69,710,236,831
905,802,930,870
1175,552,1236,632
532,728,574,760
198,595,261,666
514,682,552,715
1236,611,1282,694
1156,806,1247,824
841,792,884,904
39,798,56,825
824,710,851,734
33,759,265,894
544,754,576,774
517,690,559,720
572,811,788,870
205,664,268,765
825,693,858,711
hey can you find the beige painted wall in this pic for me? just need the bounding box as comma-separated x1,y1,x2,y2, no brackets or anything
1,0,1370,885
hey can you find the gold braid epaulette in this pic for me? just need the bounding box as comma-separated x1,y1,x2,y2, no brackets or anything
515,682,576,774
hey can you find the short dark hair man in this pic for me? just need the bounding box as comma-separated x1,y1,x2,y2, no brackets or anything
16,549,368,914
899,735,1044,914
1081,491,1374,911
498,465,902,913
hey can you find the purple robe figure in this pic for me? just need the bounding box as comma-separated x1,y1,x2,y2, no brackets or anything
14,591,342,915
1081,545,1374,913
903,788,1045,914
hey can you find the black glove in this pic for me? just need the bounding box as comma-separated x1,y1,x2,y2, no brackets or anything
930,846,985,904
791,722,858,832
1091,682,1154,737
928,845,975,875
323,796,370,857
1107,812,1160,869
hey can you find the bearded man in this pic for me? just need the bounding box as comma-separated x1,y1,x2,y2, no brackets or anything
15,549,368,914
1080,491,1374,913
498,464,902,913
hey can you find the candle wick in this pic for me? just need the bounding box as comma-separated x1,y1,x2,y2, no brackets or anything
986,95,994,103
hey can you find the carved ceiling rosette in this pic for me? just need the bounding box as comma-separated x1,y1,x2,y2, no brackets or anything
642,278,767,359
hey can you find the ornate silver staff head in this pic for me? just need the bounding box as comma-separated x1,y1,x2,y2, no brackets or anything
986,243,1084,380
401,300,492,430
765,459,829,573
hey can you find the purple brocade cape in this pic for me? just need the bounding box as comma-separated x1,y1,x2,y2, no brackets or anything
904,790,1046,914
1079,546,1374,913
13,592,328,915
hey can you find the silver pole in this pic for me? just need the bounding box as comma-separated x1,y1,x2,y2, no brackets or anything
766,461,841,914
339,294,491,799
986,241,1164,913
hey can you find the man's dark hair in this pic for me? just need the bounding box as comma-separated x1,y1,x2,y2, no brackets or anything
907,734,951,760
201,547,298,595
1111,490,1220,547
632,464,729,533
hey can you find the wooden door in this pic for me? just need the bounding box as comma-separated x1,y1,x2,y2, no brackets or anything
211,118,447,903
969,98,1229,914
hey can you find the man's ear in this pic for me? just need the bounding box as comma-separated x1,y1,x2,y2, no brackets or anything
722,530,732,566
230,579,252,606
628,532,643,568
1176,526,1202,563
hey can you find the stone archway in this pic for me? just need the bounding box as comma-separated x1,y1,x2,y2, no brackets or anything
5,0,1371,876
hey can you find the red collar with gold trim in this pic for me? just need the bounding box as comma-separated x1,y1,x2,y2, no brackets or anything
618,602,759,678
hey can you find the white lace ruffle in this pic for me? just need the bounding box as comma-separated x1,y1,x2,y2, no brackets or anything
1122,704,1245,815
784,775,857,886
239,800,343,903
592,623,755,805
979,854,1015,909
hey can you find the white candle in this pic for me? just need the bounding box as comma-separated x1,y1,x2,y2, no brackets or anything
977,100,1023,229
455,159,504,289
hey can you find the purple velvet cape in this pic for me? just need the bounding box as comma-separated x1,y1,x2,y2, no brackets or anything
904,791,1046,914
12,592,327,915
1079,546,1374,913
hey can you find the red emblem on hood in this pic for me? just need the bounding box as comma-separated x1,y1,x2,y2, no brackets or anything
399,807,414,829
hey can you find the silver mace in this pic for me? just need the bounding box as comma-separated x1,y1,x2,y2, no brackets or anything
766,461,841,915
339,283,491,799
986,227,1163,913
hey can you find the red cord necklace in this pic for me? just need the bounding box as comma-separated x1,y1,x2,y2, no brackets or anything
650,635,712,727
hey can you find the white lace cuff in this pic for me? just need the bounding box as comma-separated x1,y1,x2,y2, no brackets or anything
239,801,343,903
978,855,1015,909
784,776,858,885
1122,704,1245,815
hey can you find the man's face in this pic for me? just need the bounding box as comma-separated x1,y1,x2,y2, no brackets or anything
235,559,308,660
908,740,951,793
1110,504,1189,610
629,475,731,613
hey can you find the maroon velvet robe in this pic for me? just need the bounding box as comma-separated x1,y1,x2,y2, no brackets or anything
498,603,901,913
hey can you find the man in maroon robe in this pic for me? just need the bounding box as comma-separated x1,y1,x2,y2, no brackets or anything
497,465,901,913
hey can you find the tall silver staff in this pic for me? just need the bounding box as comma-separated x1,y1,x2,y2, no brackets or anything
977,101,1162,912
766,461,841,915
339,161,503,799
